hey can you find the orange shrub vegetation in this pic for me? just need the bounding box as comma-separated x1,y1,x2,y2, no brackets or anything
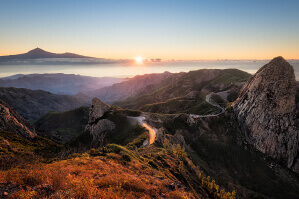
0,154,195,199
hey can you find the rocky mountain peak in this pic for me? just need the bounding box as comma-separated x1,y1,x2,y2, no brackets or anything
234,56,298,173
238,56,296,115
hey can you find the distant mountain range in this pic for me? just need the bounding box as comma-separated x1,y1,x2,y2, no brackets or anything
0,87,91,121
0,48,130,64
0,48,92,60
0,73,125,95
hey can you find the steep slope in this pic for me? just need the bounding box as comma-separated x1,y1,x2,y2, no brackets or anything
141,110,299,199
0,73,125,95
34,106,89,144
0,145,214,199
0,99,59,169
0,99,36,138
234,57,299,173
0,87,90,122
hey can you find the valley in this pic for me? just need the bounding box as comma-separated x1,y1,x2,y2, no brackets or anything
0,57,298,199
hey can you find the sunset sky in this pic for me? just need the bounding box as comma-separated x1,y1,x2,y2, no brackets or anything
0,0,299,60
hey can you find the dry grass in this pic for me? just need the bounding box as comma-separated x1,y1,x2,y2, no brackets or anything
0,154,195,199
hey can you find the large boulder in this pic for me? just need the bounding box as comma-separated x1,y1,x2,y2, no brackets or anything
234,56,299,173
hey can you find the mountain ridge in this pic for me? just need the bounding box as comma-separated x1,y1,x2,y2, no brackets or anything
0,87,91,121
0,99,36,138
0,73,125,95
0,48,92,60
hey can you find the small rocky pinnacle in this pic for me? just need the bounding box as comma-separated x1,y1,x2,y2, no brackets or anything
84,98,115,148
88,98,111,124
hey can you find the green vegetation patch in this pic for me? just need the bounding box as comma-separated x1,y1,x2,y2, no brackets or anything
0,131,59,153
126,131,149,150
103,112,147,146
34,106,89,144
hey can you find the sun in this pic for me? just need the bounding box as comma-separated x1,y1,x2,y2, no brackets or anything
135,57,143,65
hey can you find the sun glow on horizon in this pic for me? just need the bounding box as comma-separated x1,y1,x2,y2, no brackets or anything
135,57,144,65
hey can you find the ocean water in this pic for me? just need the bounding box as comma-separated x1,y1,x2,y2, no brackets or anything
1,60,299,80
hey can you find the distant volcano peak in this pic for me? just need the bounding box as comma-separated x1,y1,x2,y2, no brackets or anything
27,48,49,54
0,48,92,60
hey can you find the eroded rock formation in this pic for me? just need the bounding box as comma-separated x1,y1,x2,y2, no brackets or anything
234,56,299,173
84,98,115,147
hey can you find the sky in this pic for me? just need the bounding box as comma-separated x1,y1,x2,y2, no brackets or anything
0,0,299,60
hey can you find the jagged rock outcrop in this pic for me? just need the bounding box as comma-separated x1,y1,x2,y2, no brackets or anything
84,98,115,147
234,56,299,173
89,98,111,124
0,99,36,138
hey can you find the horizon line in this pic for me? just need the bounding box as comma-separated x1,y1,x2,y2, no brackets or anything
1,48,299,61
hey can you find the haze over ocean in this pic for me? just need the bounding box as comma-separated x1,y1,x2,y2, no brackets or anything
1,60,299,80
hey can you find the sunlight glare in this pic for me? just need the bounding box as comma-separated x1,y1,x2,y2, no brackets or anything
135,57,143,65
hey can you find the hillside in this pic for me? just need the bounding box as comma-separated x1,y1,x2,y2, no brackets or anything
0,143,236,199
86,71,177,104
69,98,147,150
0,99,59,170
141,110,299,199
0,87,90,122
34,106,90,144
0,59,298,199
0,73,125,95
114,69,250,115
0,99,235,199
35,92,299,199
0,99,36,138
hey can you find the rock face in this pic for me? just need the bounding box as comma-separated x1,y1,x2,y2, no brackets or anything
89,98,111,124
234,56,299,173
0,99,36,138
84,98,115,147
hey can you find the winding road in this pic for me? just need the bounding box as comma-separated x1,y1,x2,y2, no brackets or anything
127,93,226,146
190,93,226,118
127,116,156,146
